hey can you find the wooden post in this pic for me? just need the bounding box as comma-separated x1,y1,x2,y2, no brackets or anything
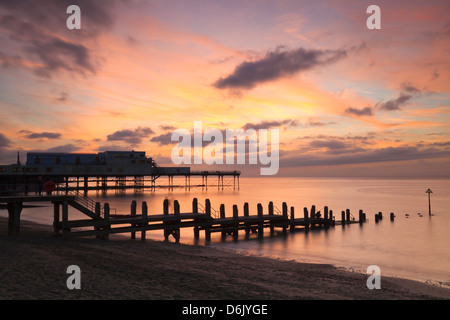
282,202,288,234
390,212,395,221
244,203,250,237
341,211,346,226
142,201,148,241
329,210,334,225
303,207,309,230
359,209,364,224
131,200,137,240
103,203,110,240
205,199,211,241
220,204,226,238
163,198,169,241
193,198,199,239
324,206,329,220
346,209,351,222
310,205,316,219
7,201,23,236
233,204,238,239
268,201,274,235
290,206,295,231
173,200,180,243
53,202,60,235
257,203,264,237
378,211,383,220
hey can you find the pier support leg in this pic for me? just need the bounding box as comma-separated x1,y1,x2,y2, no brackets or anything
131,200,137,240
141,201,148,241
53,202,60,236
7,201,23,236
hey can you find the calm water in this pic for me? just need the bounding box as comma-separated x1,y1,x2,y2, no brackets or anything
3,177,450,286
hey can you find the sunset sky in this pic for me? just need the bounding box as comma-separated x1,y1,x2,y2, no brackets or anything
0,0,449,177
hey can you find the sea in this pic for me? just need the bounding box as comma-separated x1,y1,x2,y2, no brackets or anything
3,176,450,287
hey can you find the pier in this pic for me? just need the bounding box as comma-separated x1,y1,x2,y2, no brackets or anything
0,193,367,240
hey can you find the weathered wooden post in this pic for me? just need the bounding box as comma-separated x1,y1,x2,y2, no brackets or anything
378,211,383,220
257,203,264,237
303,207,309,230
244,202,250,237
131,200,137,240
359,209,363,224
7,201,23,237
142,201,148,241
103,203,110,240
282,202,288,234
220,204,226,238
193,198,199,239
268,201,274,235
346,209,351,222
324,206,329,220
341,210,346,226
205,199,211,241
163,198,169,241
233,205,239,239
173,200,180,243
290,206,295,231
390,212,395,221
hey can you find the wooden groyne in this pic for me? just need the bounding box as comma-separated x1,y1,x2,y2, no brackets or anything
0,194,369,240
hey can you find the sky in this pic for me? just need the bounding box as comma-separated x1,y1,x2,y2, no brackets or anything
0,0,449,177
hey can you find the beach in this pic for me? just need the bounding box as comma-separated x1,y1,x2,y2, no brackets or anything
1,217,449,300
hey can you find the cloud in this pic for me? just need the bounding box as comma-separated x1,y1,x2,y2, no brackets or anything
26,38,96,78
45,144,82,153
0,0,121,77
213,46,347,90
107,127,154,145
282,145,450,168
0,133,11,147
242,119,298,131
376,93,413,111
19,130,62,140
345,107,373,116
150,132,174,146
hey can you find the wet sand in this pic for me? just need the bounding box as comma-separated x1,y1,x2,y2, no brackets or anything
1,217,449,300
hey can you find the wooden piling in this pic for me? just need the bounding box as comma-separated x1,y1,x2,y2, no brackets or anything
257,203,263,237
220,204,226,238
142,201,148,241
131,200,137,240
173,200,180,243
205,199,211,241
103,203,110,240
163,198,169,241
269,201,274,235
390,212,395,221
193,198,199,239
304,207,309,230
341,211,346,225
244,203,250,237
290,206,295,231
233,205,238,239
282,202,288,234
346,209,351,222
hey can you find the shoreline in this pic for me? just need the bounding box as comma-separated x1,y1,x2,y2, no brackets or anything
1,217,450,300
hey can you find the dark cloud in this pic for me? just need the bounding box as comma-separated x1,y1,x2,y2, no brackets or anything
345,107,373,116
213,46,347,90
242,119,298,131
377,93,413,111
19,130,62,140
307,119,337,126
282,145,450,168
107,127,154,145
400,82,421,94
45,144,82,153
26,38,95,77
150,132,174,146
0,0,122,77
0,133,11,148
